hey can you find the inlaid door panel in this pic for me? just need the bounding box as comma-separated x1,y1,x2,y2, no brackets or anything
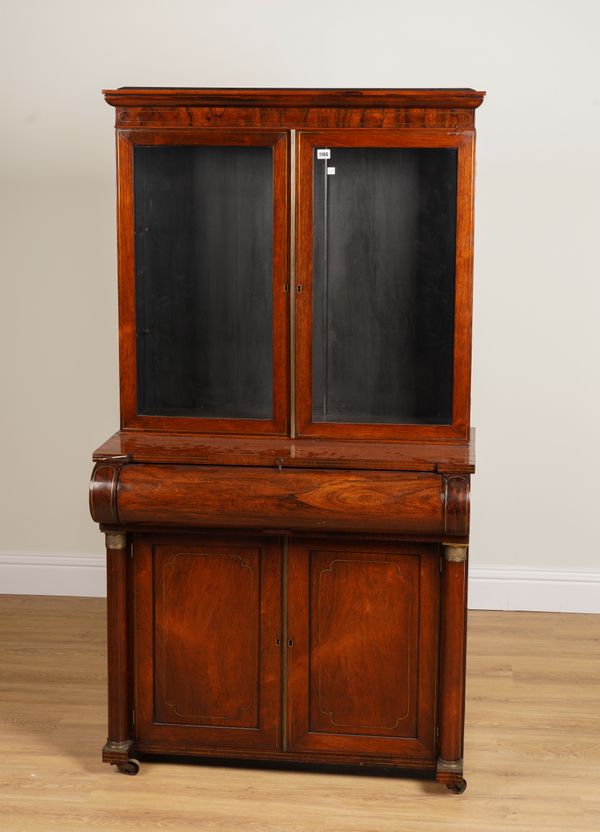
287,539,439,759
134,534,282,751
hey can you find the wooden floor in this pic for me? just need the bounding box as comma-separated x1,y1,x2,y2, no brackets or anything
0,597,598,832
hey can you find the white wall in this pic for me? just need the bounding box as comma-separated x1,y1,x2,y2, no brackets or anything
1,1,599,582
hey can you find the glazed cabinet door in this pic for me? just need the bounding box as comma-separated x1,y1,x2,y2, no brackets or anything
295,129,474,442
286,539,439,760
133,534,282,752
117,129,289,435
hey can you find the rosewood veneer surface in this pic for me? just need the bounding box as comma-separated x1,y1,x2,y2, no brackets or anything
90,87,483,794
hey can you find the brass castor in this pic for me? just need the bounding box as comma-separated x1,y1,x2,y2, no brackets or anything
116,759,140,775
447,777,467,794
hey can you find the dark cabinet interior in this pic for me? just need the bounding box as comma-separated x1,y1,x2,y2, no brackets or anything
134,145,274,420
312,147,457,426
91,86,484,793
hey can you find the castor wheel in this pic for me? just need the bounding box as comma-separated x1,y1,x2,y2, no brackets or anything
447,777,467,794
116,759,140,775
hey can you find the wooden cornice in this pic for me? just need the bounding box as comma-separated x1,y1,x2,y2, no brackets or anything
102,87,486,109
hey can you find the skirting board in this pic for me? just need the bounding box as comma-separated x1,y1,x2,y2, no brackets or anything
468,567,600,614
0,554,599,613
0,553,106,598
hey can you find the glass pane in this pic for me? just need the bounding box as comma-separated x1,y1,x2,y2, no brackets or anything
134,145,273,419
312,147,457,425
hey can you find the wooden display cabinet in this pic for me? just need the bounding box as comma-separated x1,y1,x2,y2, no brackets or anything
90,87,484,793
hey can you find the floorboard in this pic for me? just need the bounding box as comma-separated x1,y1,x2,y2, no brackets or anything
0,596,598,831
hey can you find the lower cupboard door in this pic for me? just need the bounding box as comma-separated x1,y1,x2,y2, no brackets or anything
133,534,282,752
286,539,439,760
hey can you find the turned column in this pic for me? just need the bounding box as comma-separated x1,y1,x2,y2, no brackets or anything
437,542,468,793
103,531,132,757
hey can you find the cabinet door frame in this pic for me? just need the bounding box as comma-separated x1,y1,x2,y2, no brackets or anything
116,128,290,435
133,533,282,752
286,538,439,760
295,128,475,442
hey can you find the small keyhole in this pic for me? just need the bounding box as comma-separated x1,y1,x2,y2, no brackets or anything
288,638,294,648
275,638,280,647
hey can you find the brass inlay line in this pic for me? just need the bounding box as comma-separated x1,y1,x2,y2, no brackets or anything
317,557,413,729
161,551,256,723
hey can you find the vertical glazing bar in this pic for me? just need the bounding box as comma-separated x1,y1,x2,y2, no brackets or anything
290,130,296,437
322,154,329,420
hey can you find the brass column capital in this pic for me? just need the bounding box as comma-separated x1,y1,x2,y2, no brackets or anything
443,543,468,563
105,532,127,550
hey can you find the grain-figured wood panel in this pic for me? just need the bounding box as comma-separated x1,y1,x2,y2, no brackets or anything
153,546,259,727
134,534,281,750
310,552,419,736
113,107,476,130
287,540,439,759
117,465,444,534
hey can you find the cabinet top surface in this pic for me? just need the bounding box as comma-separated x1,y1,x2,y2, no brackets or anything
93,430,476,474
102,87,486,109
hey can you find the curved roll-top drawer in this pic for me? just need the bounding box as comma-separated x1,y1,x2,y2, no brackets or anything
94,464,452,534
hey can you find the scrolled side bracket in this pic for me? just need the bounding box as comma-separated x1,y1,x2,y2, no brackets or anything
89,456,130,524
443,474,470,537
